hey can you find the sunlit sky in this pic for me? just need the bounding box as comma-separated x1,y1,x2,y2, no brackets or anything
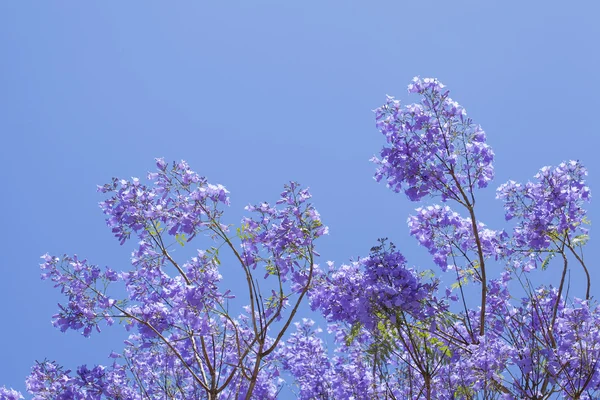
1,2,599,396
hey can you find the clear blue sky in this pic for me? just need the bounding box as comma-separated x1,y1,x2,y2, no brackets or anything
1,2,599,396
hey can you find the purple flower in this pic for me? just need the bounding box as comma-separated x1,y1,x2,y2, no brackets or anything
0,387,23,400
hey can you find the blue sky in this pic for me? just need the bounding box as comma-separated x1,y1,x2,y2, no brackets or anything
1,2,599,396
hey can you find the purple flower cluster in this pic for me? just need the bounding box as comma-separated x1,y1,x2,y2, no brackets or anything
23,361,115,400
502,284,595,398
241,182,328,284
98,158,230,246
276,319,331,399
39,254,117,337
497,160,591,249
0,387,23,400
408,204,505,272
326,332,382,399
278,321,388,399
310,240,432,330
372,77,494,202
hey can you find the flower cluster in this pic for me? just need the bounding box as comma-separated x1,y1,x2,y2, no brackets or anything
497,160,591,249
408,204,505,272
372,77,494,202
39,254,117,337
477,285,600,398
0,387,23,400
278,321,387,399
310,240,432,329
98,158,230,247
276,319,331,399
24,361,113,400
241,182,328,284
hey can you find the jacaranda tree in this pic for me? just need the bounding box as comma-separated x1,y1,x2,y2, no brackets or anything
1,77,597,399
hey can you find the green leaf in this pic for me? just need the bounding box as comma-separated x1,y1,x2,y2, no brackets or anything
345,322,363,346
572,234,589,247
146,221,163,236
206,246,221,266
175,233,187,247
451,275,469,290
454,384,475,398
541,252,555,271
